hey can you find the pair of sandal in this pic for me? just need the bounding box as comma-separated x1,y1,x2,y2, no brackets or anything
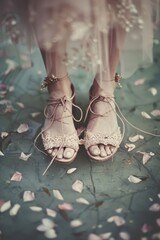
40,75,122,164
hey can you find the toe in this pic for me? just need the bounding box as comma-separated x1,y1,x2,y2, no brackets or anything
47,149,52,155
89,145,100,156
63,147,75,159
51,148,58,157
110,146,115,153
56,148,64,159
99,144,107,157
105,145,111,155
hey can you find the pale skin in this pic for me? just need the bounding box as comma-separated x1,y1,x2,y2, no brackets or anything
40,27,125,160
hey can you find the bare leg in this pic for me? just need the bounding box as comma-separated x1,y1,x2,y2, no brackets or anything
40,40,77,160
87,27,126,158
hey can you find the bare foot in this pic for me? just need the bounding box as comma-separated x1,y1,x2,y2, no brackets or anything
41,78,79,161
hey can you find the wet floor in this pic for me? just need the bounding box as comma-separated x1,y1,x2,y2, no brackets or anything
0,34,160,240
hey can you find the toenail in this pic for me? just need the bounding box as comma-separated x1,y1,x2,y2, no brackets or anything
93,149,99,155
66,151,72,157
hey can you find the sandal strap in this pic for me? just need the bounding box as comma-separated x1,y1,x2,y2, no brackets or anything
84,128,121,149
84,95,115,122
41,131,79,151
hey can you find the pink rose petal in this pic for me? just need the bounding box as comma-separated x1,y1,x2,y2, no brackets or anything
141,224,152,233
151,109,160,117
23,191,35,202
58,203,73,211
99,232,112,239
134,78,145,86
107,215,125,226
88,233,101,240
72,180,84,193
19,152,32,161
46,208,57,218
17,123,29,133
156,218,160,227
10,172,22,182
119,232,130,240
149,203,160,212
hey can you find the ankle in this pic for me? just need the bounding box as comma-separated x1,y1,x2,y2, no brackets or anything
48,76,72,98
91,79,114,97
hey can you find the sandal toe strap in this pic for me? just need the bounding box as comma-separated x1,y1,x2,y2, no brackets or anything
42,132,79,151
84,128,122,149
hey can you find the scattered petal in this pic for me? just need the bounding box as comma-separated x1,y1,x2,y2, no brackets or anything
44,229,57,239
67,168,77,174
37,224,49,232
16,102,25,108
58,203,73,211
23,191,35,202
4,59,18,75
149,203,160,212
119,232,130,240
134,78,145,86
19,152,32,161
46,208,57,218
17,123,29,133
70,219,83,228
0,151,4,156
115,208,123,213
0,200,11,212
42,218,55,229
8,86,15,92
152,233,160,239
0,200,5,208
148,87,157,96
156,218,160,227
100,232,112,239
30,206,42,212
30,112,40,118
129,135,144,143
151,109,160,117
9,204,20,216
88,233,101,240
149,197,153,202
137,151,155,164
128,175,142,183
158,193,160,199
10,171,22,182
107,216,125,226
76,197,90,205
141,224,152,233
141,112,151,119
1,132,8,139
72,180,84,193
53,190,64,201
125,143,136,152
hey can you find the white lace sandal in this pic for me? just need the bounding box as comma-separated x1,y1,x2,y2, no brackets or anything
84,94,122,162
37,74,83,167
